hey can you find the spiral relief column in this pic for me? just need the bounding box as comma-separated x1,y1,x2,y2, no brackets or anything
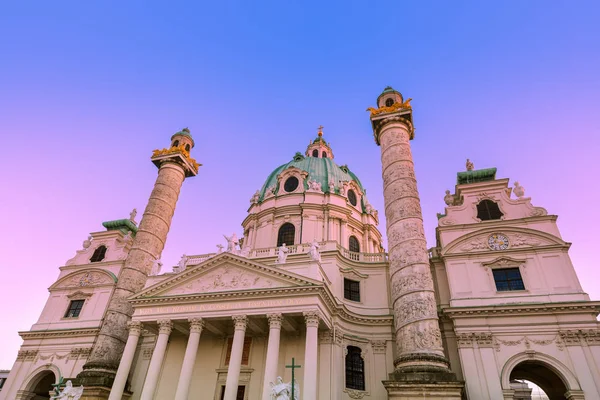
369,88,462,398
77,129,200,397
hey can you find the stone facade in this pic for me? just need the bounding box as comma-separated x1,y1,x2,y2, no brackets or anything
1,91,599,400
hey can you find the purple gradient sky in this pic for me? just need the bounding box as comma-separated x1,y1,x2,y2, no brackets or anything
1,1,599,368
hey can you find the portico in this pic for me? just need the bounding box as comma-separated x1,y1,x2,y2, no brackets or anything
106,252,332,399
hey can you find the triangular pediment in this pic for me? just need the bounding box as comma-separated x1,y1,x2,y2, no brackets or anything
133,253,321,299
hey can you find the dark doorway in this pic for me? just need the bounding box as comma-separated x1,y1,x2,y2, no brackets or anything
26,370,56,399
510,360,569,400
220,385,245,400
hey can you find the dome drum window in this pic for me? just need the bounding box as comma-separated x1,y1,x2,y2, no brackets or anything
277,223,295,247
284,177,299,193
347,190,358,206
349,236,360,253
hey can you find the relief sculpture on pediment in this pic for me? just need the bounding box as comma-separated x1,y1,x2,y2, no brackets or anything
170,266,277,295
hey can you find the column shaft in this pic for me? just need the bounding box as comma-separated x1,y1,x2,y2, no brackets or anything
303,311,320,400
140,320,172,400
261,314,283,400
174,318,204,400
224,315,247,400
83,161,187,376
374,118,448,372
108,321,142,400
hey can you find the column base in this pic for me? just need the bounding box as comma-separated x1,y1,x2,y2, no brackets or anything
383,380,464,400
72,366,131,400
385,354,464,399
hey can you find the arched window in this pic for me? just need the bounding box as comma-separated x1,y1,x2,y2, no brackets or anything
185,144,190,152
347,190,358,206
277,223,295,247
312,149,319,157
349,236,360,253
477,199,503,221
385,98,394,107
172,140,180,148
345,346,365,390
322,151,327,158
90,245,107,262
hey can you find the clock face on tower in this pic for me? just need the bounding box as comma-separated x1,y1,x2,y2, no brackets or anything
488,233,509,250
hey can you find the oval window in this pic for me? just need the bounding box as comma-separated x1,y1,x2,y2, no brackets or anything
385,98,394,107
284,177,299,192
347,190,357,206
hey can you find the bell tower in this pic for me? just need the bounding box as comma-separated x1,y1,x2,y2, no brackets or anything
368,88,464,399
76,128,200,398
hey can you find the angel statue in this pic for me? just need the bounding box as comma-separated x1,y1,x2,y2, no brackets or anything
51,380,84,400
276,243,289,264
270,376,299,400
223,233,239,253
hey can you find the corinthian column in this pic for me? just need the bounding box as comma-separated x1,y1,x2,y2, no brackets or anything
108,321,142,400
369,89,451,375
78,129,199,391
174,318,204,400
261,313,283,400
303,310,320,400
224,315,248,400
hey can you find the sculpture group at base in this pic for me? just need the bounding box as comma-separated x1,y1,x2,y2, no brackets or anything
270,376,299,400
51,380,83,400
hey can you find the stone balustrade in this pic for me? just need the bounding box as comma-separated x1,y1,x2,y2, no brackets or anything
182,240,387,268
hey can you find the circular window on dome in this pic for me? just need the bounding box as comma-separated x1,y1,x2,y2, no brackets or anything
347,190,358,206
284,177,299,192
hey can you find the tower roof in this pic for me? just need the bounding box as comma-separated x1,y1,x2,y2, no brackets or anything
170,127,195,148
457,168,497,184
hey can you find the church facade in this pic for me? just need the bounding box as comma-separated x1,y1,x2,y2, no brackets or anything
2,88,599,400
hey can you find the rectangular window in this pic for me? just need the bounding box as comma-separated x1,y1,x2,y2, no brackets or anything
344,279,361,302
64,299,85,318
225,337,252,365
493,268,525,291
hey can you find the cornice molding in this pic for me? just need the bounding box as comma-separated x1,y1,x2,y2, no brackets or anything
443,302,600,318
19,327,100,340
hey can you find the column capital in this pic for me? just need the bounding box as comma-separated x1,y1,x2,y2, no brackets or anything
303,310,320,328
189,318,204,333
232,315,248,331
266,313,283,329
157,319,173,335
127,320,143,336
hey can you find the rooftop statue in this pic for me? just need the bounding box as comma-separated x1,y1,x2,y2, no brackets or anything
129,208,137,223
82,235,92,249
224,233,239,253
51,380,84,400
175,254,188,273
466,158,474,171
150,258,163,276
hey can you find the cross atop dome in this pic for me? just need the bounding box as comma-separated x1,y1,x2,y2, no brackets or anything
317,125,324,137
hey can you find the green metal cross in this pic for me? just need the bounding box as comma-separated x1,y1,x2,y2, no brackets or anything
285,357,302,399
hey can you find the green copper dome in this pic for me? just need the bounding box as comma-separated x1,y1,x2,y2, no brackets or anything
258,154,367,206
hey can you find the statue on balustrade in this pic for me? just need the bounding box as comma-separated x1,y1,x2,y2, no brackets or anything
309,239,321,263
277,243,289,264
